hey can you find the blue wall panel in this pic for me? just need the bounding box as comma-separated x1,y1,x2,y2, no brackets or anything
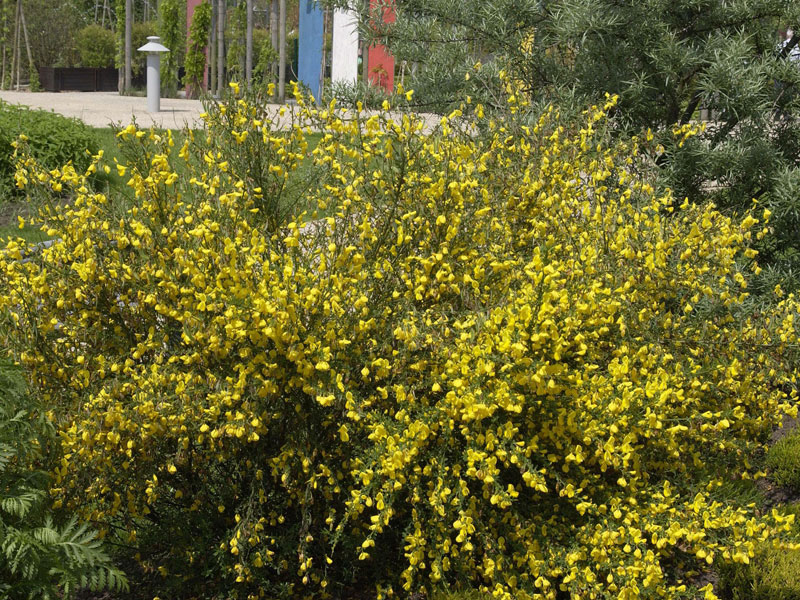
298,0,324,100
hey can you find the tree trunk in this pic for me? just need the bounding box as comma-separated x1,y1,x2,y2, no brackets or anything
270,0,278,86
124,0,132,92
12,0,19,90
2,0,8,90
210,0,217,94
19,0,33,88
278,0,285,101
361,0,368,83
320,6,328,100
245,0,253,87
217,0,224,96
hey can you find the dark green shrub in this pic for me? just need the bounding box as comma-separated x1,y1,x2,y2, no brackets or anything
767,429,800,491
0,102,97,198
0,358,127,599
75,24,116,68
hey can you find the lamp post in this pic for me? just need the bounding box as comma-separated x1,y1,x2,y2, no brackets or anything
137,36,170,113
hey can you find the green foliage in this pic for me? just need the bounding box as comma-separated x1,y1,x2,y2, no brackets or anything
115,19,159,86
328,79,392,109
767,429,800,491
28,69,40,93
132,21,158,79
18,0,82,69
365,0,800,292
114,0,124,71
225,1,248,81
0,359,128,599
717,504,800,600
0,102,97,198
252,29,278,86
184,0,212,97
76,24,116,68
159,0,186,97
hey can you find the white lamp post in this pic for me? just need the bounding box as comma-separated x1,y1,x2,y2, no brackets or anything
137,36,170,113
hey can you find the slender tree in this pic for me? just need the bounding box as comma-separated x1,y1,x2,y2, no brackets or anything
278,0,285,100
360,0,368,83
270,0,277,86
319,5,328,98
18,0,35,90
158,0,185,97
124,0,131,92
184,0,212,97
12,0,19,90
245,0,252,86
216,0,223,95
209,0,216,92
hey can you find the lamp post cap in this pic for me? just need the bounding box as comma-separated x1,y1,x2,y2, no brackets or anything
138,36,170,53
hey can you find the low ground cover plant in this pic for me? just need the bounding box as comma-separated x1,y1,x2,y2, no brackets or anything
1,85,800,599
717,503,800,600
0,102,97,198
767,429,800,491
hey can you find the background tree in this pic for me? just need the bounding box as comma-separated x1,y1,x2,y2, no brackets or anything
246,0,253,85
132,19,157,77
124,0,131,91
184,0,212,96
158,0,186,96
225,0,247,80
278,0,285,100
364,0,800,292
216,0,223,95
270,0,277,83
76,23,116,67
23,1,83,70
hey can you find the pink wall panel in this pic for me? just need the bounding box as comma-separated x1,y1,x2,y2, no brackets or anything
367,0,395,92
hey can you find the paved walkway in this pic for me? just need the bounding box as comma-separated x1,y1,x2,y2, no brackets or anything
0,90,208,129
0,89,442,132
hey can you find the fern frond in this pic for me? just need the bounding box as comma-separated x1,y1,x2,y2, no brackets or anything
33,522,59,546
0,443,15,471
0,360,128,599
2,526,43,577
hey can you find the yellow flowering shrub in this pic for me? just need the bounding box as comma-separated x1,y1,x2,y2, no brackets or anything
1,86,800,599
